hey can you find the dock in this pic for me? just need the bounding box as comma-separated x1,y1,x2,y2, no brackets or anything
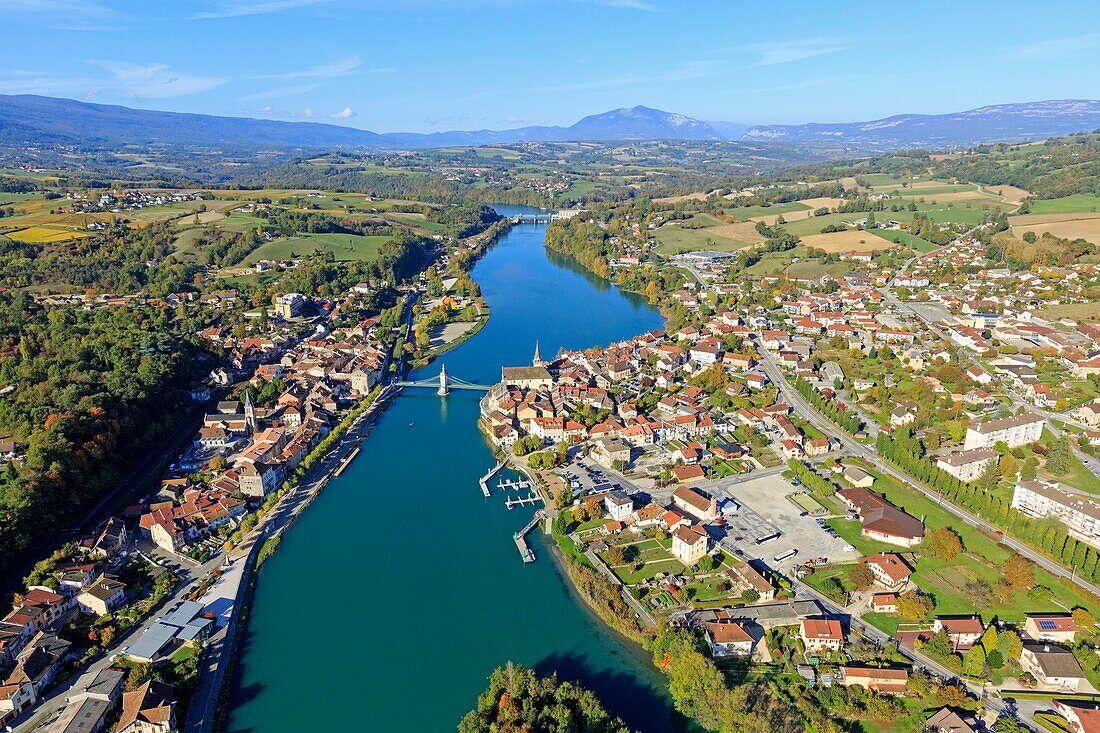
513,509,545,563
333,446,359,477
505,493,540,510
496,478,532,491
479,460,506,497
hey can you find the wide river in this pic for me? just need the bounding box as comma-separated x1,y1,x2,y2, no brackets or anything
226,206,691,732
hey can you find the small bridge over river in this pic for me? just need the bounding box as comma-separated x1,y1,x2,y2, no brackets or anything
396,365,490,396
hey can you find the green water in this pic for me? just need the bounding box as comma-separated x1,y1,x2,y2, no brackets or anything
227,207,687,732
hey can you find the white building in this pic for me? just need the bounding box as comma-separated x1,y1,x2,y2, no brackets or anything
935,448,999,482
1012,479,1100,548
963,412,1044,450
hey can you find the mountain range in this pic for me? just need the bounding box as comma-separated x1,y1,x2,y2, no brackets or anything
1,95,1098,153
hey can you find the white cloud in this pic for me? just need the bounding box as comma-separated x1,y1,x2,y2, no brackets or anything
735,38,849,67
1014,33,1100,60
192,0,330,19
0,0,120,30
0,61,225,100
303,107,316,118
332,106,355,119
256,55,378,80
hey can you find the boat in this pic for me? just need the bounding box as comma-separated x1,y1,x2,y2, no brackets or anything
408,422,415,426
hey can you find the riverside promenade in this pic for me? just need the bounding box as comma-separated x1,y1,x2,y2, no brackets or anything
183,384,399,733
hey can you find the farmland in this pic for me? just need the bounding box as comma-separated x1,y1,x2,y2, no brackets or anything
240,233,390,264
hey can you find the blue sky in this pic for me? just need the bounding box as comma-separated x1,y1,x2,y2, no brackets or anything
1,0,1099,132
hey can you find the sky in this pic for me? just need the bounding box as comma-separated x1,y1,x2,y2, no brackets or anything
1,0,1099,133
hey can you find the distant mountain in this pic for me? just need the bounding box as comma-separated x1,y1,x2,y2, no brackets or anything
0,97,719,151
1,95,1098,154
740,100,1100,148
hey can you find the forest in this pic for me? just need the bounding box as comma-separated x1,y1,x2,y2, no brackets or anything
0,290,208,582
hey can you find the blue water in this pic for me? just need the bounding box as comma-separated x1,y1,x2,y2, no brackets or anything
226,206,685,732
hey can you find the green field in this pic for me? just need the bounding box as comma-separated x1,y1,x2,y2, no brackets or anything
871,229,940,252
653,225,747,254
725,202,810,221
1030,195,1100,214
242,233,390,264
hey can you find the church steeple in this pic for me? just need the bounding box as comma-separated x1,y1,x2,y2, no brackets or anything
243,390,257,435
533,340,544,367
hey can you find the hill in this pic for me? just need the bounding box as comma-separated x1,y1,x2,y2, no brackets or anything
740,100,1100,149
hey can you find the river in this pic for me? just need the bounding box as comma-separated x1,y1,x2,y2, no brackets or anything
226,206,690,732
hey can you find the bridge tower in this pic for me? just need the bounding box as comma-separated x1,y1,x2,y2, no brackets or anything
437,364,450,396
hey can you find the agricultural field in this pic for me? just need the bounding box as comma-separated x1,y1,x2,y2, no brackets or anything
6,225,91,243
1010,212,1100,244
872,229,940,252
726,201,810,221
1029,194,1100,215
798,230,897,253
240,232,390,264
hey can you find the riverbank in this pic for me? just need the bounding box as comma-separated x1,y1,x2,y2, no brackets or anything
186,384,396,733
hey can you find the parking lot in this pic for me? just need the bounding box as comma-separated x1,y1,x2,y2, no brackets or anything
558,453,645,499
703,473,862,574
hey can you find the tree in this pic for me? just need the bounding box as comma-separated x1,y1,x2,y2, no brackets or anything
848,563,875,590
606,545,625,566
1046,438,1072,475
993,715,1027,733
980,625,999,656
1073,607,1096,630
741,588,760,604
1003,554,1035,589
922,629,952,658
925,527,964,560
458,662,631,733
964,579,993,607
963,644,987,678
896,592,934,621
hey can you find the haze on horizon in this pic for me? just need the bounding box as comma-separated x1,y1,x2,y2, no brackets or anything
1,0,1099,134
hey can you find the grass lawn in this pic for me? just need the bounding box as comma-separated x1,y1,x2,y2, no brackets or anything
862,612,901,636
1038,429,1100,495
241,233,389,264
1030,195,1100,215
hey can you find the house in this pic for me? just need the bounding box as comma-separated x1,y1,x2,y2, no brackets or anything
604,491,634,522
933,617,984,651
44,667,126,733
924,707,979,733
1053,699,1100,733
1025,614,1081,643
672,464,706,484
76,575,127,616
935,448,999,483
703,621,755,658
963,412,1044,450
1020,642,1085,690
889,406,916,428
841,466,874,488
870,593,898,613
837,486,925,547
671,525,709,565
799,617,844,652
839,666,909,694
672,485,718,520
0,632,71,726
725,559,775,602
117,680,175,733
864,553,913,590
591,436,631,468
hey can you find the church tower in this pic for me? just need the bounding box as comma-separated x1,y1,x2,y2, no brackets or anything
532,340,544,367
243,390,257,435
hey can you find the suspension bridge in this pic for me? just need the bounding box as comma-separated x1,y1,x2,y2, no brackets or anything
395,365,491,396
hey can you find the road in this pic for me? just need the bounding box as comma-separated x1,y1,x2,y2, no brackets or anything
756,346,1100,600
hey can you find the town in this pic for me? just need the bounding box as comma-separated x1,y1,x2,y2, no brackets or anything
476,205,1100,731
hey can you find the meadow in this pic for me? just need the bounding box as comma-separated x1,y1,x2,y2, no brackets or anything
241,233,390,264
